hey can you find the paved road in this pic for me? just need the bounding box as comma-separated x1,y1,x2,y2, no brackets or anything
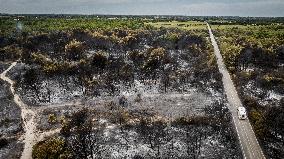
207,23,266,159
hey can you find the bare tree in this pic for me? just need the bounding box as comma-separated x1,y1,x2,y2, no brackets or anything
137,118,168,158
22,68,42,102
174,117,208,159
65,109,105,159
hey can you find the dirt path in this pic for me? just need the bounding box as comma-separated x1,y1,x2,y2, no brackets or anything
207,23,266,159
0,62,37,159
0,62,85,159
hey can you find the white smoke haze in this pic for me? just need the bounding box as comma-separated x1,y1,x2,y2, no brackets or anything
16,21,23,32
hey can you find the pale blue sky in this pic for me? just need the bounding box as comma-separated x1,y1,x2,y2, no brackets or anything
0,0,283,17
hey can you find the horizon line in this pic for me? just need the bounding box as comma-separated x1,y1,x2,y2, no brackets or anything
1,13,283,18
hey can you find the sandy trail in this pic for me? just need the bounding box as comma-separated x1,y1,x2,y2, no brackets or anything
0,62,37,159
0,62,85,159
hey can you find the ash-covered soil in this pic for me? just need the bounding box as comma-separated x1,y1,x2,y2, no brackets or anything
7,63,85,107
0,139,23,159
235,67,284,158
0,27,242,158
0,63,24,159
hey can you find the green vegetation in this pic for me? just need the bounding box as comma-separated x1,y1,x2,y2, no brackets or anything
146,21,207,30
0,16,246,158
212,23,284,73
211,21,284,159
0,17,144,36
32,137,71,159
48,114,57,124
2,22,217,99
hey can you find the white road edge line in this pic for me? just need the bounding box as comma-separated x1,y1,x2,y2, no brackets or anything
207,23,265,159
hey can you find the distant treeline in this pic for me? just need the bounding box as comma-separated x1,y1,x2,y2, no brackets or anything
0,17,145,36
1,13,284,23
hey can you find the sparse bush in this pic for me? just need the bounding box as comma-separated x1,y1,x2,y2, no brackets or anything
48,113,57,124
250,109,266,138
32,137,71,159
0,44,21,61
65,39,86,61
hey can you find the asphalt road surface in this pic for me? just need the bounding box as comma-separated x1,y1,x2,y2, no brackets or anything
207,23,266,159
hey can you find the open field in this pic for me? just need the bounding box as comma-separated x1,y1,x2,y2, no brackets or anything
145,21,207,30
0,17,144,36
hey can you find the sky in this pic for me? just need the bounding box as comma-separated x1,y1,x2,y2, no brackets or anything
0,0,284,17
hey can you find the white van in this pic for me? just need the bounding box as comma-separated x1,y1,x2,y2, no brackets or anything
238,107,247,120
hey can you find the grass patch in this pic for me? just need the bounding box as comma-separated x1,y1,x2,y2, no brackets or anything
145,21,207,30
